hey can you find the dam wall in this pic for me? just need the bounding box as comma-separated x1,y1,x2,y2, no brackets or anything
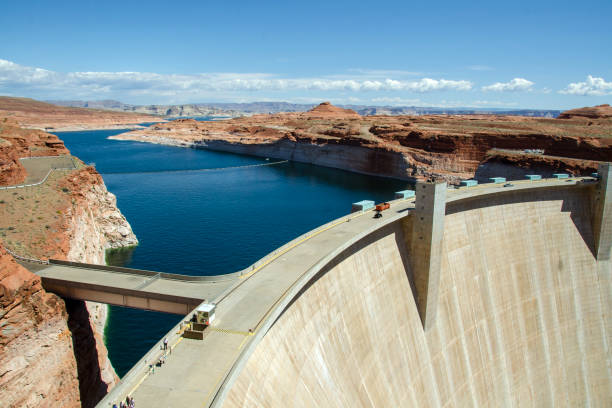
222,185,612,407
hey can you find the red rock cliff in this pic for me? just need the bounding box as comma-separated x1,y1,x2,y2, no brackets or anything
0,118,69,186
0,121,137,407
0,246,80,407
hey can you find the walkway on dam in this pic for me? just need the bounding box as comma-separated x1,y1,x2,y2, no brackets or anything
98,174,598,408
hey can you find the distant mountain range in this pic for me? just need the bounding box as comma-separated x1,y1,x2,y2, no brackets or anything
46,99,561,118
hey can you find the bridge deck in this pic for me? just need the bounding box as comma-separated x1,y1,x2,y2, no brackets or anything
97,176,597,408
33,263,237,314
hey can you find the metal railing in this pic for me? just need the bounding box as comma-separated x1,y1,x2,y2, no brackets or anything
4,246,49,265
0,167,76,190
0,156,78,191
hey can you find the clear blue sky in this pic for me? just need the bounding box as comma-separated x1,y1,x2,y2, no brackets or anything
1,0,611,109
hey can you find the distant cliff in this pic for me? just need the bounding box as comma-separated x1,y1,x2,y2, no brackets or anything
557,103,612,119
0,97,159,131
110,103,611,183
48,99,562,118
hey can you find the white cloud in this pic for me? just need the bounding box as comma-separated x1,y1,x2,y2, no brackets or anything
0,59,473,103
560,75,612,96
482,78,534,92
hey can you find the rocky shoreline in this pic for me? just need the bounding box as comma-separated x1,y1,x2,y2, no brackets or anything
110,102,612,183
110,132,459,182
32,123,156,132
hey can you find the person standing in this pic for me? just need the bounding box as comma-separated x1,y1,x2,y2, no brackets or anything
163,337,168,351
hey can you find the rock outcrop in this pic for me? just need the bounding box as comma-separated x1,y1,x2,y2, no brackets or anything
0,246,80,407
302,101,361,119
0,118,70,186
557,103,612,119
111,103,612,183
61,167,138,258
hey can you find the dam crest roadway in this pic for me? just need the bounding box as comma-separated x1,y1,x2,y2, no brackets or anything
23,167,612,407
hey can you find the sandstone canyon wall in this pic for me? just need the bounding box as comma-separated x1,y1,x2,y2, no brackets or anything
0,123,137,407
0,247,80,407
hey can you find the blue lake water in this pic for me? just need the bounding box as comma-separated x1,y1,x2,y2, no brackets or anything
56,127,411,376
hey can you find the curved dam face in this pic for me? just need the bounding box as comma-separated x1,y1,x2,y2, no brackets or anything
222,186,611,406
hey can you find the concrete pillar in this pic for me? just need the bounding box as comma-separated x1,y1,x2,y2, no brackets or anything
593,163,612,261
410,181,446,330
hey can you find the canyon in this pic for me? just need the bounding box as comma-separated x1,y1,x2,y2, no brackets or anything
0,119,137,407
111,102,612,183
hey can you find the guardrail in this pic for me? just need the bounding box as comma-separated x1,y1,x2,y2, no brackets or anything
0,155,78,191
0,167,75,190
48,259,240,282
4,246,49,264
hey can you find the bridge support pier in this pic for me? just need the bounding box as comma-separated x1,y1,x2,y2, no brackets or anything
408,181,446,330
593,163,612,261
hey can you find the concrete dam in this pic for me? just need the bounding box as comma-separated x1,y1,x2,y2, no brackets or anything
41,169,611,407
218,176,611,407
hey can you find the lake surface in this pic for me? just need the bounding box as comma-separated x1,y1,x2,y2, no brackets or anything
56,127,411,376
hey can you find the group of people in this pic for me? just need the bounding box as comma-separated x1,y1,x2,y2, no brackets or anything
113,395,135,408
114,338,171,406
